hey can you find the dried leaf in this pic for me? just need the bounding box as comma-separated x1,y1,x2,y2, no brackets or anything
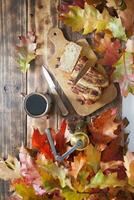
69,152,86,179
124,152,134,186
0,155,20,181
62,187,90,200
16,32,37,72
89,109,121,147
59,3,127,40
94,33,122,66
113,52,134,97
19,145,45,195
84,144,101,172
101,138,124,162
89,170,125,189
107,17,127,41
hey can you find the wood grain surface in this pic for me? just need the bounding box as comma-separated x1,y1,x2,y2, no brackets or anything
0,0,27,199
0,0,122,198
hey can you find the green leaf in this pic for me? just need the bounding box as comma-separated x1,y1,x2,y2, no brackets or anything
107,18,127,41
16,32,37,73
15,184,49,200
61,6,84,32
62,187,90,200
89,170,125,189
113,52,134,96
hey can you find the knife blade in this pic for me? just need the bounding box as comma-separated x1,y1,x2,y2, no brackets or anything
42,66,69,116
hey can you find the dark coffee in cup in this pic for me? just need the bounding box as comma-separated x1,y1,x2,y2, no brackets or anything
24,93,52,118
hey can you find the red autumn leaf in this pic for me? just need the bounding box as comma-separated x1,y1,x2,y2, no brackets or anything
94,33,122,67
101,138,124,163
32,120,67,160
32,129,54,160
88,109,121,147
58,0,85,13
54,119,67,154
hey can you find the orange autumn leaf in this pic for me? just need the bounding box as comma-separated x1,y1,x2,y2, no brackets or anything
32,120,67,160
89,109,121,146
124,152,134,186
69,152,86,179
32,128,54,160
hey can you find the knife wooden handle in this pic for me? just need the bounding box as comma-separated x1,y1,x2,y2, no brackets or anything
52,90,69,116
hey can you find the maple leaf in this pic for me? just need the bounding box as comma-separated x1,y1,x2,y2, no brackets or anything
59,2,126,40
101,138,124,163
19,145,45,195
54,119,67,155
69,152,86,179
60,5,85,32
16,32,37,73
84,144,101,173
94,33,122,66
62,187,90,200
124,151,134,186
32,120,67,160
14,183,48,200
88,170,125,189
88,109,121,147
107,17,127,41
0,155,20,181
36,155,72,190
32,128,54,160
113,52,134,97
42,162,72,189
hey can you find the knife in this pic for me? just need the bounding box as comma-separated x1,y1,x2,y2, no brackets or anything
42,66,69,116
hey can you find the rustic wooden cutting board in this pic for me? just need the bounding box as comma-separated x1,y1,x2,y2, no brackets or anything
47,28,117,116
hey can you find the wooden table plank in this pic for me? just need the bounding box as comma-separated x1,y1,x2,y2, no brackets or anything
0,0,27,198
27,0,60,146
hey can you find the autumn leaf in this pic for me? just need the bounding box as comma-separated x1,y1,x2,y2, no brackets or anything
19,145,45,195
88,109,121,147
59,5,84,32
59,2,127,40
124,151,134,186
94,33,122,66
88,170,125,189
113,52,134,97
84,144,101,173
14,183,48,200
69,152,86,179
54,119,67,155
101,138,124,163
16,32,37,73
107,17,127,41
62,187,90,200
32,128,54,160
0,155,20,181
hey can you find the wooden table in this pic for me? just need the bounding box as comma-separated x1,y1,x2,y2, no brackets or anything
0,0,122,199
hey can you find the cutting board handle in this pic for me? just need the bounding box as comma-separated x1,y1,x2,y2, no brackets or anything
48,28,68,47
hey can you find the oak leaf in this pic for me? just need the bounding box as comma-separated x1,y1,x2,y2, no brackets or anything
89,109,120,147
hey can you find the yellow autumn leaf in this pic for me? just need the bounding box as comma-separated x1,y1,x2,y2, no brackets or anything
84,144,101,172
69,152,86,179
61,6,84,32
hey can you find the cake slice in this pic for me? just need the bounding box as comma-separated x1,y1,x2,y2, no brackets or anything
59,42,82,72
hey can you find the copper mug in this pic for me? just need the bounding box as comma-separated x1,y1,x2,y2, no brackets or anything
24,92,52,118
